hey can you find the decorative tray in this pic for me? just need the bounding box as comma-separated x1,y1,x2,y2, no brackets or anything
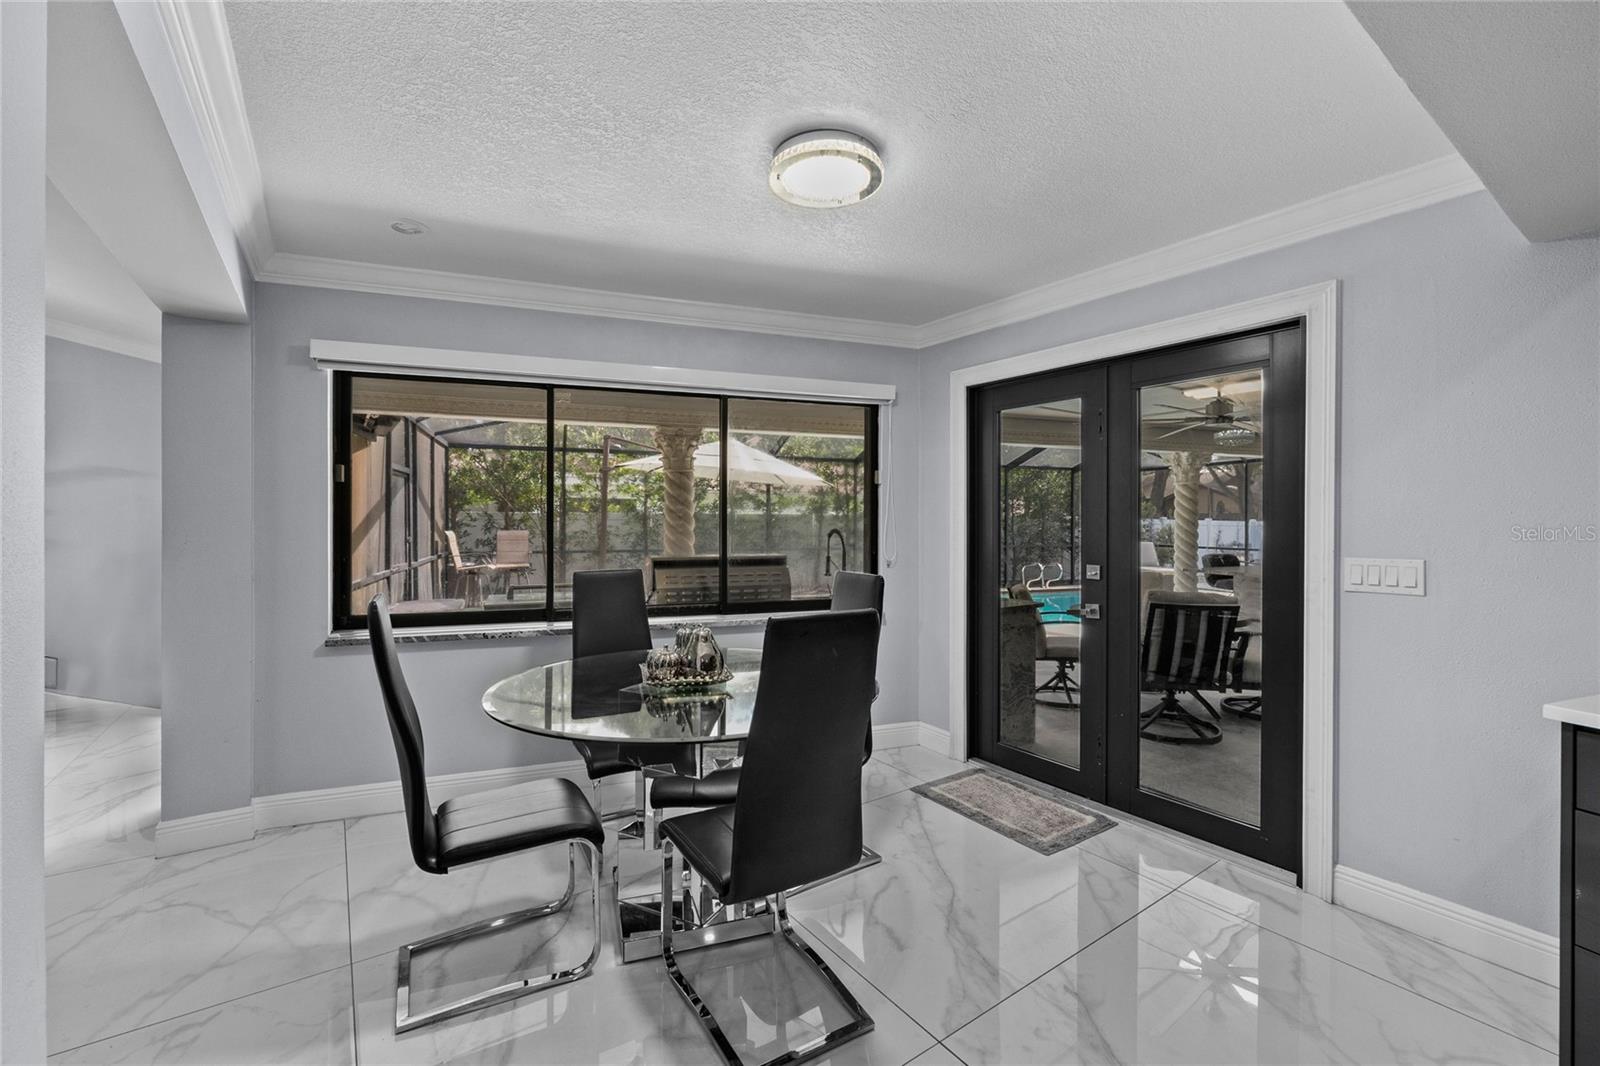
640,670,734,696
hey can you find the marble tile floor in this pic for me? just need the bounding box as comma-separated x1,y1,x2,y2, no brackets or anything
45,693,161,876
43,696,1556,1064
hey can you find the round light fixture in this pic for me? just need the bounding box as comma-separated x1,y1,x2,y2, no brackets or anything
769,130,883,208
390,218,429,236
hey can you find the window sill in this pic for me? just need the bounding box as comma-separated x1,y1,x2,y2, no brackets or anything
323,612,773,648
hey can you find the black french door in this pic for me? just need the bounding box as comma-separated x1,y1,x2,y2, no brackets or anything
970,323,1305,875
970,366,1109,798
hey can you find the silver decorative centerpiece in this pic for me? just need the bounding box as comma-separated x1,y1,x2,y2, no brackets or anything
644,626,731,693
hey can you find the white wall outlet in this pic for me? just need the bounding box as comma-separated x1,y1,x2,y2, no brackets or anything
1342,557,1425,596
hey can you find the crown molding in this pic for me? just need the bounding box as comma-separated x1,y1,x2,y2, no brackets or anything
136,9,1484,353
258,252,923,348
46,317,161,363
152,0,274,275
259,156,1480,351
907,154,1484,348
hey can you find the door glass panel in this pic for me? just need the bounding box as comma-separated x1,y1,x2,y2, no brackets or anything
1134,369,1264,825
996,399,1085,769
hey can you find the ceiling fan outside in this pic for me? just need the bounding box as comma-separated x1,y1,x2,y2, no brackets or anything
1146,395,1260,441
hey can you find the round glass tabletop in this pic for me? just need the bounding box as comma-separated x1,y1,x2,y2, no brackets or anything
482,647,762,744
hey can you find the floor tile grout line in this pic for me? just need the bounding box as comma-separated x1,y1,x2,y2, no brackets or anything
44,702,139,787
342,818,361,1066
46,851,159,881
801,925,946,1056
1160,876,1559,1055
937,870,1204,1048
45,962,354,1058
937,1039,972,1066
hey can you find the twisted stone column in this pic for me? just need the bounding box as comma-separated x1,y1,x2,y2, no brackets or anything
1171,451,1203,592
654,428,701,556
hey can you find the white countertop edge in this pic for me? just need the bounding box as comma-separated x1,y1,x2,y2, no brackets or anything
1542,694,1600,730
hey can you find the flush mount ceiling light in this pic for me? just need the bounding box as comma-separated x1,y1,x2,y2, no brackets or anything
769,130,883,209
390,218,429,235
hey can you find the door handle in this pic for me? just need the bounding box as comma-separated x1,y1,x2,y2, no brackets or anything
1078,604,1101,620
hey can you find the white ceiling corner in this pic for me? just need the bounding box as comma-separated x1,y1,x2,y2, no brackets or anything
45,181,162,362
158,3,1485,349
153,0,275,275
908,154,1483,348
1349,0,1599,243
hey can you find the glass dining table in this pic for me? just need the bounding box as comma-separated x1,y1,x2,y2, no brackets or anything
482,646,763,755
482,646,764,961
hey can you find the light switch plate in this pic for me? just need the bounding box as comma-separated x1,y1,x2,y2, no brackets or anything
1343,557,1425,596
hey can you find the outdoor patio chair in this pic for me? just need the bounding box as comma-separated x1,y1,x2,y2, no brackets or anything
1224,564,1263,719
485,529,535,595
1009,583,1079,708
1139,590,1239,745
445,531,490,606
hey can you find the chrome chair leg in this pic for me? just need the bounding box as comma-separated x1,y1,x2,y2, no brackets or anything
659,841,875,1066
395,839,603,1034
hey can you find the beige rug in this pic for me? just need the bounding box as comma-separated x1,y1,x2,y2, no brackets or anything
912,769,1116,855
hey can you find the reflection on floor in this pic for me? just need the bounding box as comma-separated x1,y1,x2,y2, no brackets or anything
1015,664,1263,825
44,697,1556,1064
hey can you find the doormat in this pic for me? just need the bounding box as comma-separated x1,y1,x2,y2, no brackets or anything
912,769,1116,855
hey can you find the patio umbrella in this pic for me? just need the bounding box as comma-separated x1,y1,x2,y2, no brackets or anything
616,438,828,488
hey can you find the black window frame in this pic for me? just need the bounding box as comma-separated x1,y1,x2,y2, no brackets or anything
331,370,880,631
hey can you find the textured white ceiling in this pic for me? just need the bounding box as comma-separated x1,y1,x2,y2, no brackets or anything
225,1,1454,325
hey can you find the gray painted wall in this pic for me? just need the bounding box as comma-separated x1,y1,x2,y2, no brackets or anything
163,190,1596,937
0,1,49,1057
247,282,923,799
162,315,256,821
45,337,161,706
915,191,1600,933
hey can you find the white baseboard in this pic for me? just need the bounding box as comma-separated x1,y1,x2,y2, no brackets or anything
1332,865,1558,986
154,805,255,857
872,722,923,750
253,759,587,832
918,723,954,758
163,721,961,857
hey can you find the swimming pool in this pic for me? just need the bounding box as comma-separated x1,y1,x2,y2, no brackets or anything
1030,589,1082,623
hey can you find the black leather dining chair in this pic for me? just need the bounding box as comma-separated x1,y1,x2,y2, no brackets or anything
648,570,884,814
658,608,880,1066
569,569,695,833
367,595,605,1033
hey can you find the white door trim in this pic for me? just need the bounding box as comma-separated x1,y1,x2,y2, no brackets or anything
944,281,1338,899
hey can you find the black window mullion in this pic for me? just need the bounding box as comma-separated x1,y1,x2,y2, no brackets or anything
718,397,730,612
866,404,880,573
545,388,556,624
332,373,353,625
